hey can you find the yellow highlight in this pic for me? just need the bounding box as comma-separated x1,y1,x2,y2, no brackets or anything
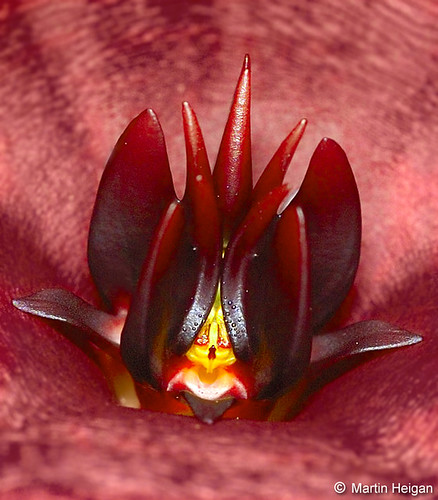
186,294,236,375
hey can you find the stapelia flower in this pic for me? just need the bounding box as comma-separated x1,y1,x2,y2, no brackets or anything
13,55,421,424
2,1,438,499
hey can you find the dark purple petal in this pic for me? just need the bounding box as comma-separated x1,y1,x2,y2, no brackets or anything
252,118,307,204
213,55,252,238
222,188,311,398
121,105,221,387
12,288,122,348
310,320,422,375
261,203,311,398
182,101,222,264
88,109,176,309
120,200,184,387
294,138,361,331
221,187,288,360
179,101,222,348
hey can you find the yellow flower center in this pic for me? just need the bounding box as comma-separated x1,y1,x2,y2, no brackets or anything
185,293,236,377
166,288,247,403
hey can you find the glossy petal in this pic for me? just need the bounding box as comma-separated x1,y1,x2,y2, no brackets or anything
12,288,123,347
294,138,361,331
178,102,221,350
252,118,307,204
222,189,311,398
310,320,423,375
213,55,252,238
181,101,222,271
221,187,287,360
262,203,311,398
121,105,221,387
88,109,176,309
120,200,184,387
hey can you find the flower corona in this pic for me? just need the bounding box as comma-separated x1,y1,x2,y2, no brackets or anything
13,55,422,423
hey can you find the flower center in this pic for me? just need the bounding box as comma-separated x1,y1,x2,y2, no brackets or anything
165,289,249,404
185,296,236,377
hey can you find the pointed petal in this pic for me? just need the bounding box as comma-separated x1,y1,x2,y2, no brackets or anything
12,289,123,347
252,119,307,204
221,187,288,361
88,109,176,308
259,204,312,398
222,189,311,398
213,55,252,237
294,138,361,331
182,101,221,259
120,200,185,387
121,108,222,388
183,392,235,424
178,101,221,349
310,320,423,374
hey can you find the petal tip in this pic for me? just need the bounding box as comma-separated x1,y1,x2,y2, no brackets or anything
11,298,26,311
183,392,235,424
243,53,251,70
298,119,308,133
137,107,159,124
181,101,195,123
318,137,339,149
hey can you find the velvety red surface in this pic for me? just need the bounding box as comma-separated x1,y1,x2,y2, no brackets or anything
1,1,437,498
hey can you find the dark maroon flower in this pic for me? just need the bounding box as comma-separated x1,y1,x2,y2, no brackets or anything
2,1,438,498
13,55,421,424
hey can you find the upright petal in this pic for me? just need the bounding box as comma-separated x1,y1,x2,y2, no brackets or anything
182,102,221,262
120,105,221,388
88,109,176,309
294,138,361,331
222,188,311,399
179,102,222,351
213,55,252,238
120,200,185,387
252,118,307,204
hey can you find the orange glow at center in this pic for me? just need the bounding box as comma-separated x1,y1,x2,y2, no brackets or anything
166,292,249,401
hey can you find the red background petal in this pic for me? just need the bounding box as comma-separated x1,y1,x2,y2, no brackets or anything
1,1,437,498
